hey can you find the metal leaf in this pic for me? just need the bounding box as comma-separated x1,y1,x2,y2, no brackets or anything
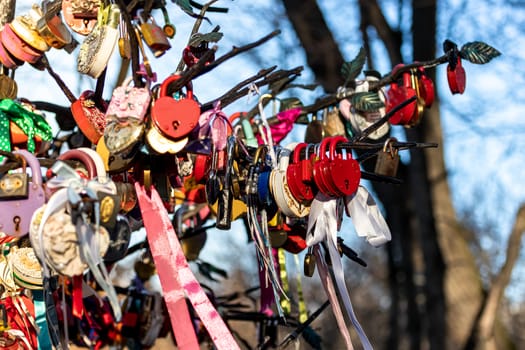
189,32,224,46
341,47,367,85
171,0,193,13
350,91,384,112
460,41,501,64
279,97,303,112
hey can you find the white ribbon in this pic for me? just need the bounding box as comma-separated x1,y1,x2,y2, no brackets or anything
306,192,372,350
345,185,391,247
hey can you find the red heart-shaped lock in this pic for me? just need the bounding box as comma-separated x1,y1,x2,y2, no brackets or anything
71,90,108,144
447,56,466,94
313,137,337,196
417,67,435,107
386,66,417,125
152,74,201,140
286,143,314,204
327,136,361,197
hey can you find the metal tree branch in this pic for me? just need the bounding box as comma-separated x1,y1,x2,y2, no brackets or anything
167,30,283,92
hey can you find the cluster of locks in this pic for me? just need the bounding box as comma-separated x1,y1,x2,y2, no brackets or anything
0,0,487,348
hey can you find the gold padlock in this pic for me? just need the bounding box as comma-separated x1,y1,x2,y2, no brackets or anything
137,10,171,57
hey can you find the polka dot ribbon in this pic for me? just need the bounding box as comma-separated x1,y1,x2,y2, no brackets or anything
0,99,53,162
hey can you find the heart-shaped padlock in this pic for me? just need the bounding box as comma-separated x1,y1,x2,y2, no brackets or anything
286,143,315,204
71,90,108,144
386,65,417,125
312,137,336,196
151,74,200,140
62,0,99,35
96,135,140,173
270,143,310,218
447,56,466,95
416,66,435,107
325,136,361,197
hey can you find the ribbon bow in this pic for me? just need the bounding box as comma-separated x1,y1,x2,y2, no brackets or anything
0,99,52,162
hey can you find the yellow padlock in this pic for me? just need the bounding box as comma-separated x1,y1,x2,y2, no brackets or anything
137,10,171,57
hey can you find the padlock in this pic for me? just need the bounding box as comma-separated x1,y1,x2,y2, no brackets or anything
138,10,171,57
0,154,28,199
270,143,310,218
215,136,235,230
386,64,418,125
304,247,316,277
182,43,215,68
0,67,17,100
313,137,337,196
286,143,314,204
325,136,361,197
160,4,176,38
151,74,201,141
33,1,75,50
0,23,44,64
304,112,325,143
62,0,98,35
447,56,466,95
205,149,221,205
118,19,131,59
374,137,400,177
416,66,435,107
0,150,45,237
268,213,288,248
0,37,24,69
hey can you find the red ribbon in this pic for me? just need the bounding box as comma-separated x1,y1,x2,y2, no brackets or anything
72,275,84,319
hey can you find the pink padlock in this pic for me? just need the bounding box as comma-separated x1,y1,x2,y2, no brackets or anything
0,150,46,237
0,24,43,64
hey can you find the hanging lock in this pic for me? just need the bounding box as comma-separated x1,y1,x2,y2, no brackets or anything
374,137,400,177
304,246,316,277
137,10,171,57
118,19,131,59
160,4,176,38
0,66,17,99
286,143,315,205
386,64,419,126
151,74,201,140
447,55,466,95
0,154,29,199
215,136,236,230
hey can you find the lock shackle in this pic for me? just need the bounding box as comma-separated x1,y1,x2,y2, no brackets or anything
292,142,308,164
253,145,268,167
57,149,97,179
159,74,193,100
329,136,349,160
382,137,399,159
13,149,42,187
318,136,332,161
136,9,154,24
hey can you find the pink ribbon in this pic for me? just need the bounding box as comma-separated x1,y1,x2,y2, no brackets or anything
196,101,232,151
136,184,240,350
255,107,302,144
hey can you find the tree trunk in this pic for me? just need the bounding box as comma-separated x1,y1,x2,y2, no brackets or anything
411,1,485,347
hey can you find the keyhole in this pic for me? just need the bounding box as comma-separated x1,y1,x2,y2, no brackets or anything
172,120,180,130
13,216,21,232
344,179,349,189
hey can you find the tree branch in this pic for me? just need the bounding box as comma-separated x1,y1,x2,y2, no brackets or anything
166,30,282,93
475,204,525,346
